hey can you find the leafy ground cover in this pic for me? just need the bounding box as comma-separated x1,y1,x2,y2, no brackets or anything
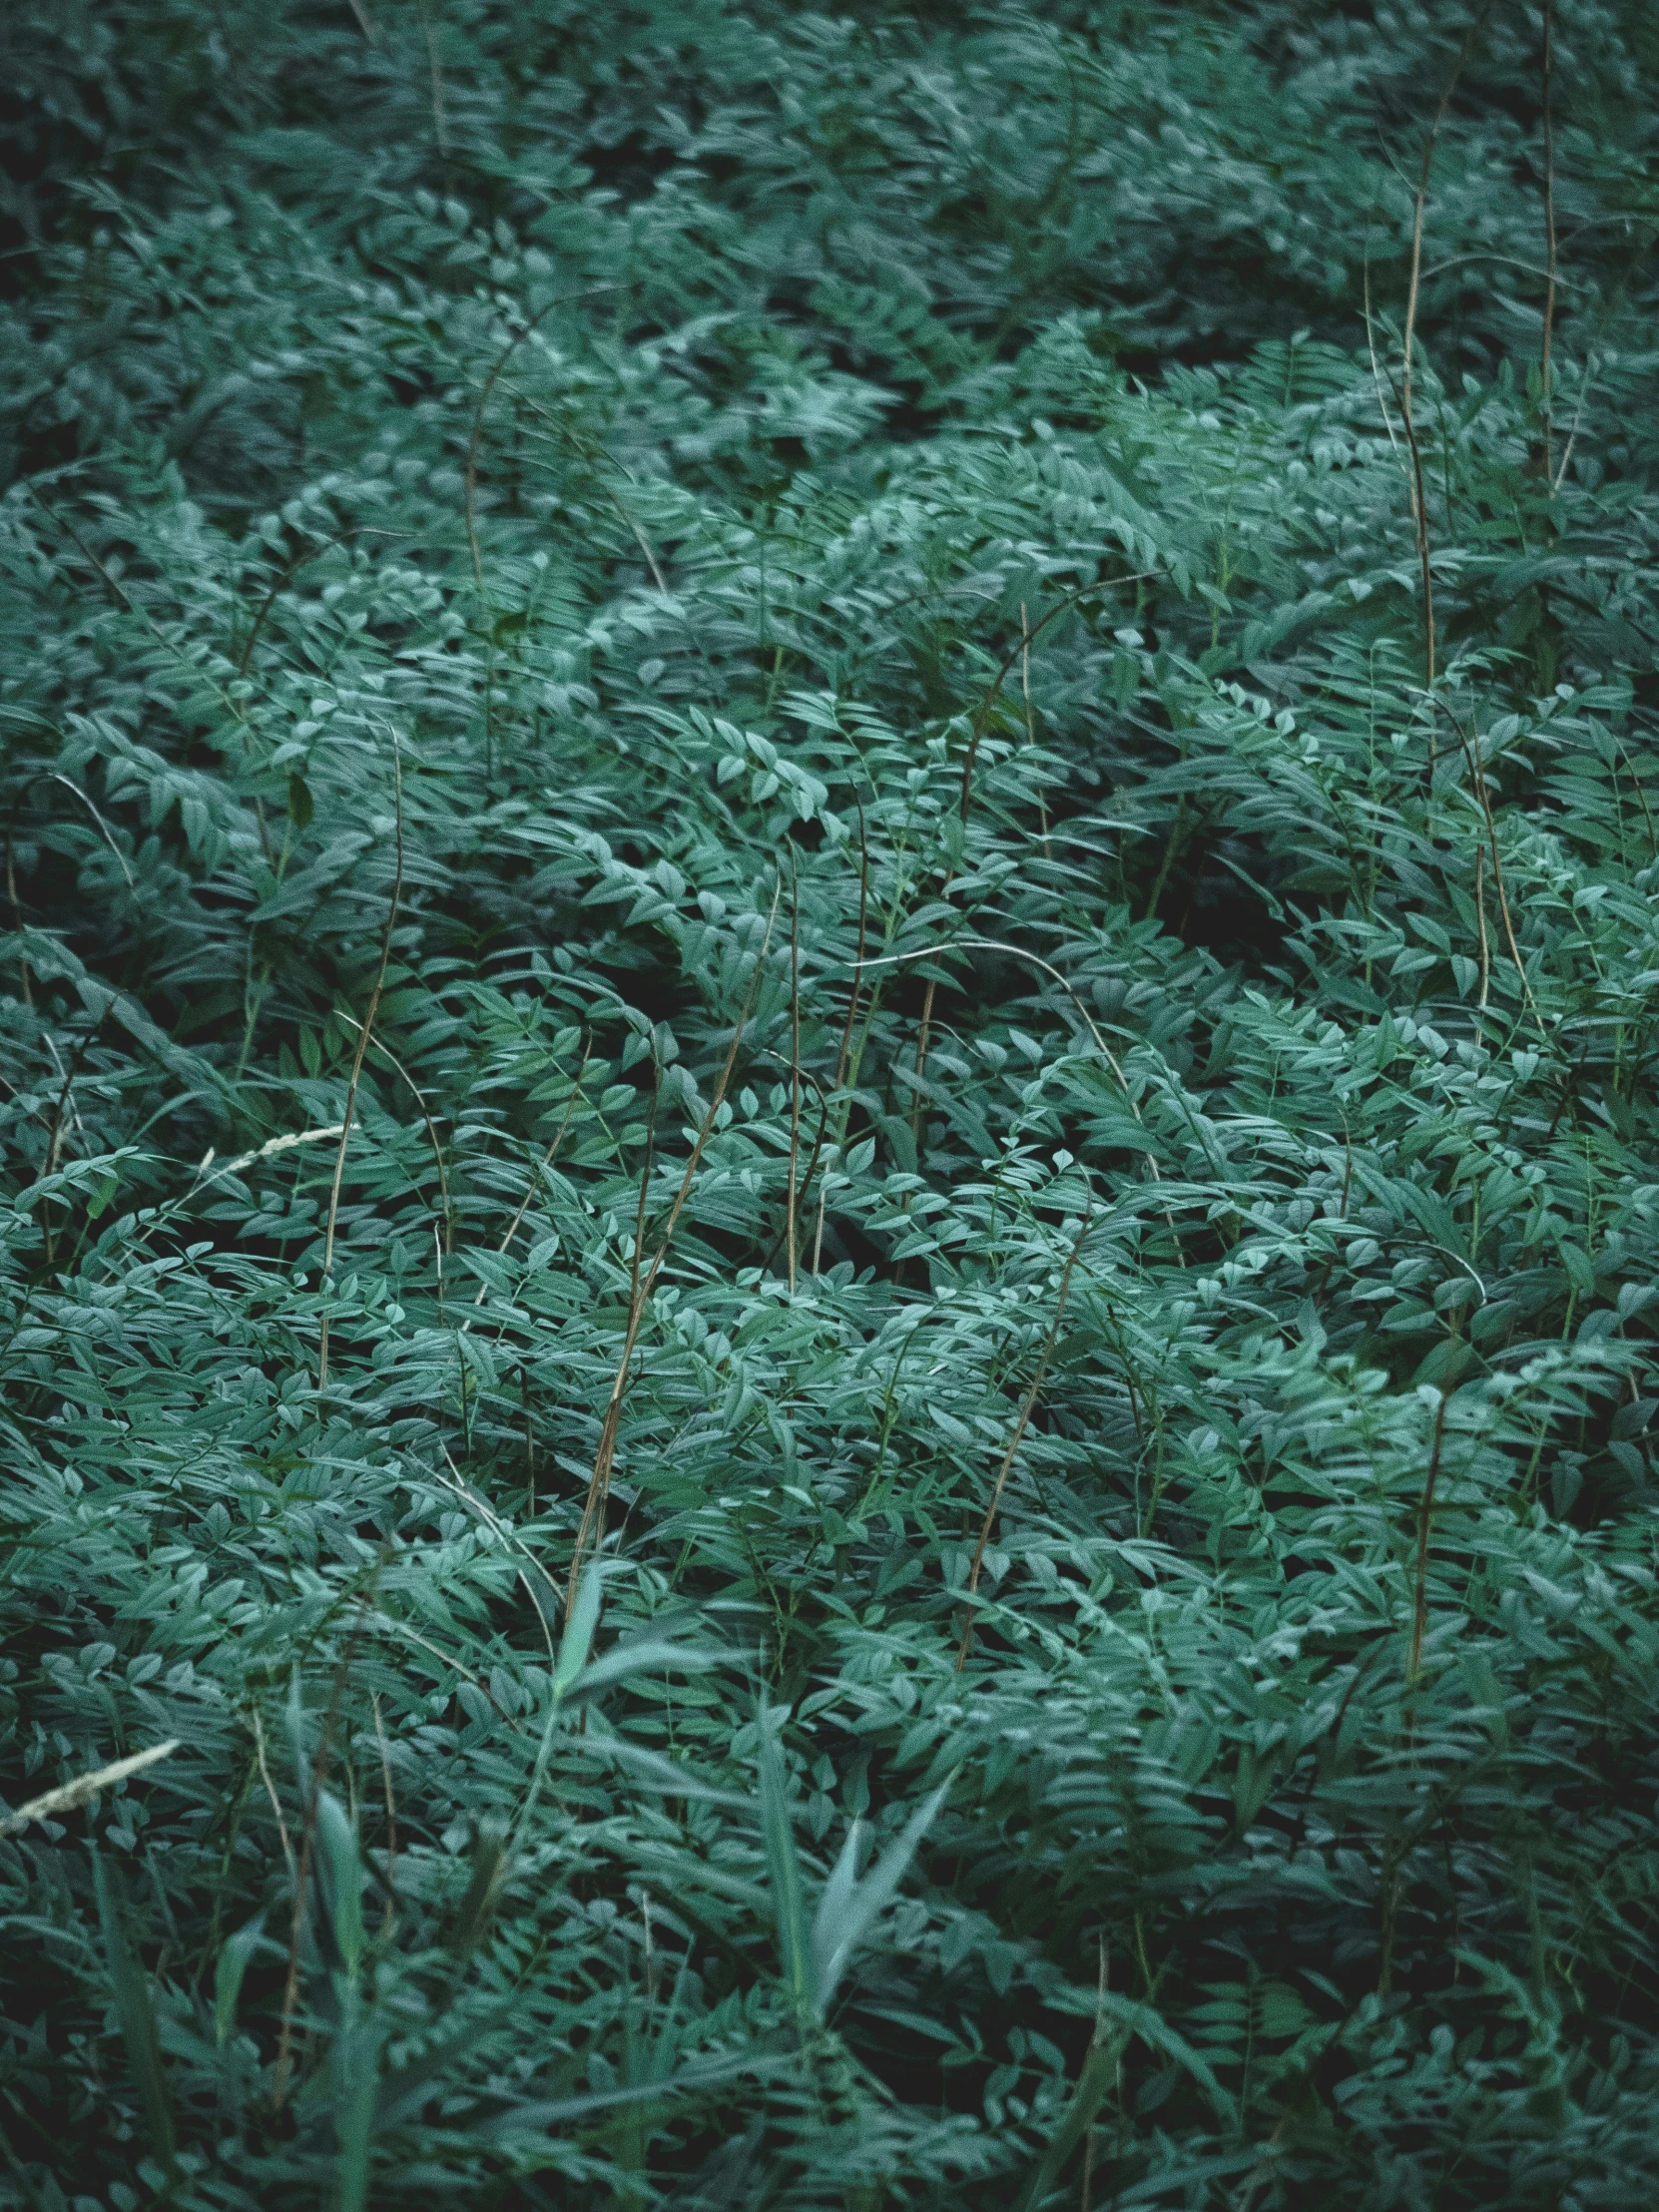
4,2,1659,2204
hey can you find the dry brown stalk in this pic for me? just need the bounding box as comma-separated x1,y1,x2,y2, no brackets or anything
272,1571,381,2109
236,535,336,680
474,1037,592,1302
6,834,31,1008
465,301,568,595
252,1709,295,1882
318,735,404,1389
814,797,870,1275
957,572,1153,827
1407,1388,1451,1685
1399,10,1491,693
1020,599,1053,852
1363,256,1405,462
857,939,1135,1099
1438,702,1542,1031
48,774,135,888
910,974,938,1141
417,0,449,157
370,1691,397,1929
787,854,802,1295
462,295,629,599
1473,844,1490,1011
1540,0,1558,478
566,885,782,1612
337,1012,453,1250
956,1211,1092,1671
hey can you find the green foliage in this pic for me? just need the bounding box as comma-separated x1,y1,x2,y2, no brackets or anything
4,1,1659,2204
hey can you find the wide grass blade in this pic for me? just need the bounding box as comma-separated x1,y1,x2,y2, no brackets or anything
94,1856,176,2176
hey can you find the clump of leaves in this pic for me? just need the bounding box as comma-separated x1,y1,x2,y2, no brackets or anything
5,2,1659,2206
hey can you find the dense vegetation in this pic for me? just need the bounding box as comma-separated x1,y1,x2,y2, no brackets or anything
4,2,1659,2203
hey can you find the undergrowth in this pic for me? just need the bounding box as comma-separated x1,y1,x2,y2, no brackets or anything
4,3,1659,2206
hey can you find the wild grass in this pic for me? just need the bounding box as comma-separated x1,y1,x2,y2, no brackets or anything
4,2,1659,2206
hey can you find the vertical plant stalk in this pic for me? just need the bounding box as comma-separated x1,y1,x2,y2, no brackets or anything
1473,844,1490,1011
1399,12,1488,693
475,1036,592,1299
522,1363,536,1514
338,1013,452,1251
956,1210,1092,1671
318,737,404,1389
761,1068,831,1281
1362,256,1404,461
252,1709,296,1883
1407,1387,1451,1685
6,831,31,1008
917,579,1079,1142
1019,601,1034,743
465,298,569,596
417,0,449,157
957,574,1151,829
910,974,938,1143
1540,0,1558,478
814,799,869,1276
1020,599,1052,851
1552,353,1596,494
272,1571,379,2109
236,534,339,682
370,1690,398,1930
566,886,781,1612
625,1080,662,1356
1440,702,1542,1031
787,853,802,1295
40,1026,99,1270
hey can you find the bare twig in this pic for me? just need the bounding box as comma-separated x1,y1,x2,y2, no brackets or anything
1399,12,1490,691
1473,844,1490,1012
1363,256,1404,460
958,573,1154,827
787,853,802,1295
466,303,565,595
625,1075,662,1341
473,1038,592,1302
318,735,404,1388
910,971,937,1146
436,1447,560,1668
48,775,134,888
1540,0,1558,478
252,1710,296,1881
336,1014,452,1247
1408,1388,1451,1685
5,832,31,1007
1436,702,1542,1031
956,1211,1092,1670
1021,599,1052,851
1551,355,1596,493
370,1691,397,1929
417,0,448,156
566,885,782,1611
463,287,616,594
236,534,338,679
814,797,870,1276
43,1037,84,1182
755,1054,832,1280
273,1573,381,2107
855,939,1133,1098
